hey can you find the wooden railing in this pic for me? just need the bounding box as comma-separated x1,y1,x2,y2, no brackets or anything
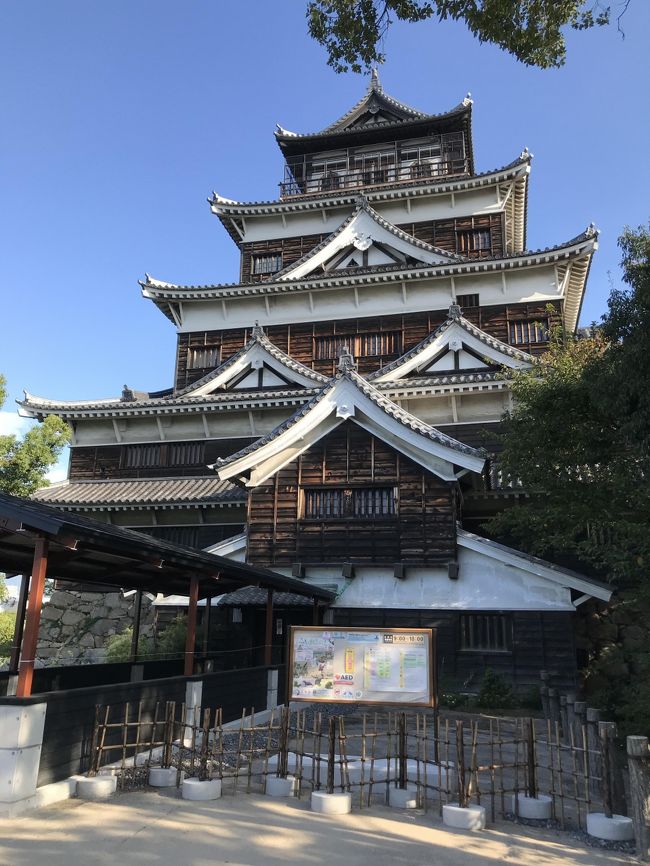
280,158,470,198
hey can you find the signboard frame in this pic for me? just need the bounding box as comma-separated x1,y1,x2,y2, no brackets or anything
287,625,437,709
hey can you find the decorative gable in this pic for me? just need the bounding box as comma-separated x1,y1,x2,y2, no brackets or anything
276,199,462,282
369,305,535,383
176,326,328,398
213,356,485,488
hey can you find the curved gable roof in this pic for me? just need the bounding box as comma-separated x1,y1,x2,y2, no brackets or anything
369,305,535,382
213,359,485,487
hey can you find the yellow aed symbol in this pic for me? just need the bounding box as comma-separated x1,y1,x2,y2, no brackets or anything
345,648,355,673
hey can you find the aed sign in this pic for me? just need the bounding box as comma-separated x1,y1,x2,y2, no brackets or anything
288,626,436,707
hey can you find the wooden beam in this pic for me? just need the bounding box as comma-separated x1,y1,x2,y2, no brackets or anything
202,597,212,656
16,537,49,697
9,574,30,674
264,588,274,666
184,575,199,677
130,590,143,663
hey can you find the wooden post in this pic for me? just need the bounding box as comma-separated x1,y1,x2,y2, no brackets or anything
9,573,30,674
627,736,650,860
548,688,560,725
184,576,199,677
540,670,550,719
600,721,626,817
574,700,587,741
16,537,49,698
203,596,212,656
130,590,143,663
586,707,601,797
264,588,274,666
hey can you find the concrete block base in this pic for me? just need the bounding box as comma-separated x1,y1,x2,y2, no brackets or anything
76,776,117,801
442,803,486,831
512,794,553,820
388,784,418,809
181,778,222,801
311,791,352,815
586,812,634,842
265,775,297,797
148,767,178,787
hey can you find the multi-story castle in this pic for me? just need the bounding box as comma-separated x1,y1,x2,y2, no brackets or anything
22,73,609,686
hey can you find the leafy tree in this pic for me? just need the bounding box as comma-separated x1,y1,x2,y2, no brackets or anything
105,626,153,663
0,375,70,496
488,224,650,733
0,610,17,658
0,575,8,604
489,225,650,586
307,0,613,73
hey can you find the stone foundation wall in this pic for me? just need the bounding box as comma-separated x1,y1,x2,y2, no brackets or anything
36,590,155,666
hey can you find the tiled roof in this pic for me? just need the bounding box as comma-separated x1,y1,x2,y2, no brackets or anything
217,586,312,607
272,198,462,281
209,153,530,214
174,327,329,397
213,368,483,475
32,477,246,509
141,228,597,300
368,309,534,380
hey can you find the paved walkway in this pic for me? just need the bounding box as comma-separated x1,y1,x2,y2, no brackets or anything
0,790,632,866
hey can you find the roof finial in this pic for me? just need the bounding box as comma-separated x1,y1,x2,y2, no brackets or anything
121,385,135,402
370,67,381,92
585,222,599,238
252,320,265,338
448,303,462,320
519,146,533,161
355,193,369,209
337,345,357,373
463,92,473,106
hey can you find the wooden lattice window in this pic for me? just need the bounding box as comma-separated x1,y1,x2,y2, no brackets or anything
252,254,282,275
459,614,512,652
187,347,220,369
457,229,492,255
314,332,401,360
169,442,205,466
303,487,396,519
124,445,163,469
509,319,549,345
456,293,479,309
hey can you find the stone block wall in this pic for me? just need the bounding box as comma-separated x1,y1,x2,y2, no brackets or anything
35,590,155,666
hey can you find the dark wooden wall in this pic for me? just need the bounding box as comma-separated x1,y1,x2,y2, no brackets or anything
175,302,559,390
69,438,256,481
247,423,458,568
331,608,577,691
238,214,505,282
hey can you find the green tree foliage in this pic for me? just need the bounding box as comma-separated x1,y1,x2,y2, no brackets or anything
0,376,69,497
105,626,153,663
489,224,650,733
307,0,611,73
0,610,17,658
490,225,650,586
0,575,8,604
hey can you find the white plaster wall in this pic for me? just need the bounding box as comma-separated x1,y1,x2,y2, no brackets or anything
295,549,574,611
177,263,562,333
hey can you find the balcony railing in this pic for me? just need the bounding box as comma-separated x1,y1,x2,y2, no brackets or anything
280,158,470,198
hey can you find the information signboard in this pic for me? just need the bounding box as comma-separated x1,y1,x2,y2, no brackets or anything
288,626,436,707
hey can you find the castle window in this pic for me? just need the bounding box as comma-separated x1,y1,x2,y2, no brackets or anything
303,487,396,519
124,444,163,469
314,332,401,360
169,442,205,466
456,293,479,309
252,254,282,275
509,319,549,345
459,614,512,652
457,229,492,255
188,347,220,369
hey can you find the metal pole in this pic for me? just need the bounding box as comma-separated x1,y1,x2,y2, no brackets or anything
184,575,199,677
16,537,49,697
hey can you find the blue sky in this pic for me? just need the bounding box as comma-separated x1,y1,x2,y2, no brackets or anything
1,1,648,478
